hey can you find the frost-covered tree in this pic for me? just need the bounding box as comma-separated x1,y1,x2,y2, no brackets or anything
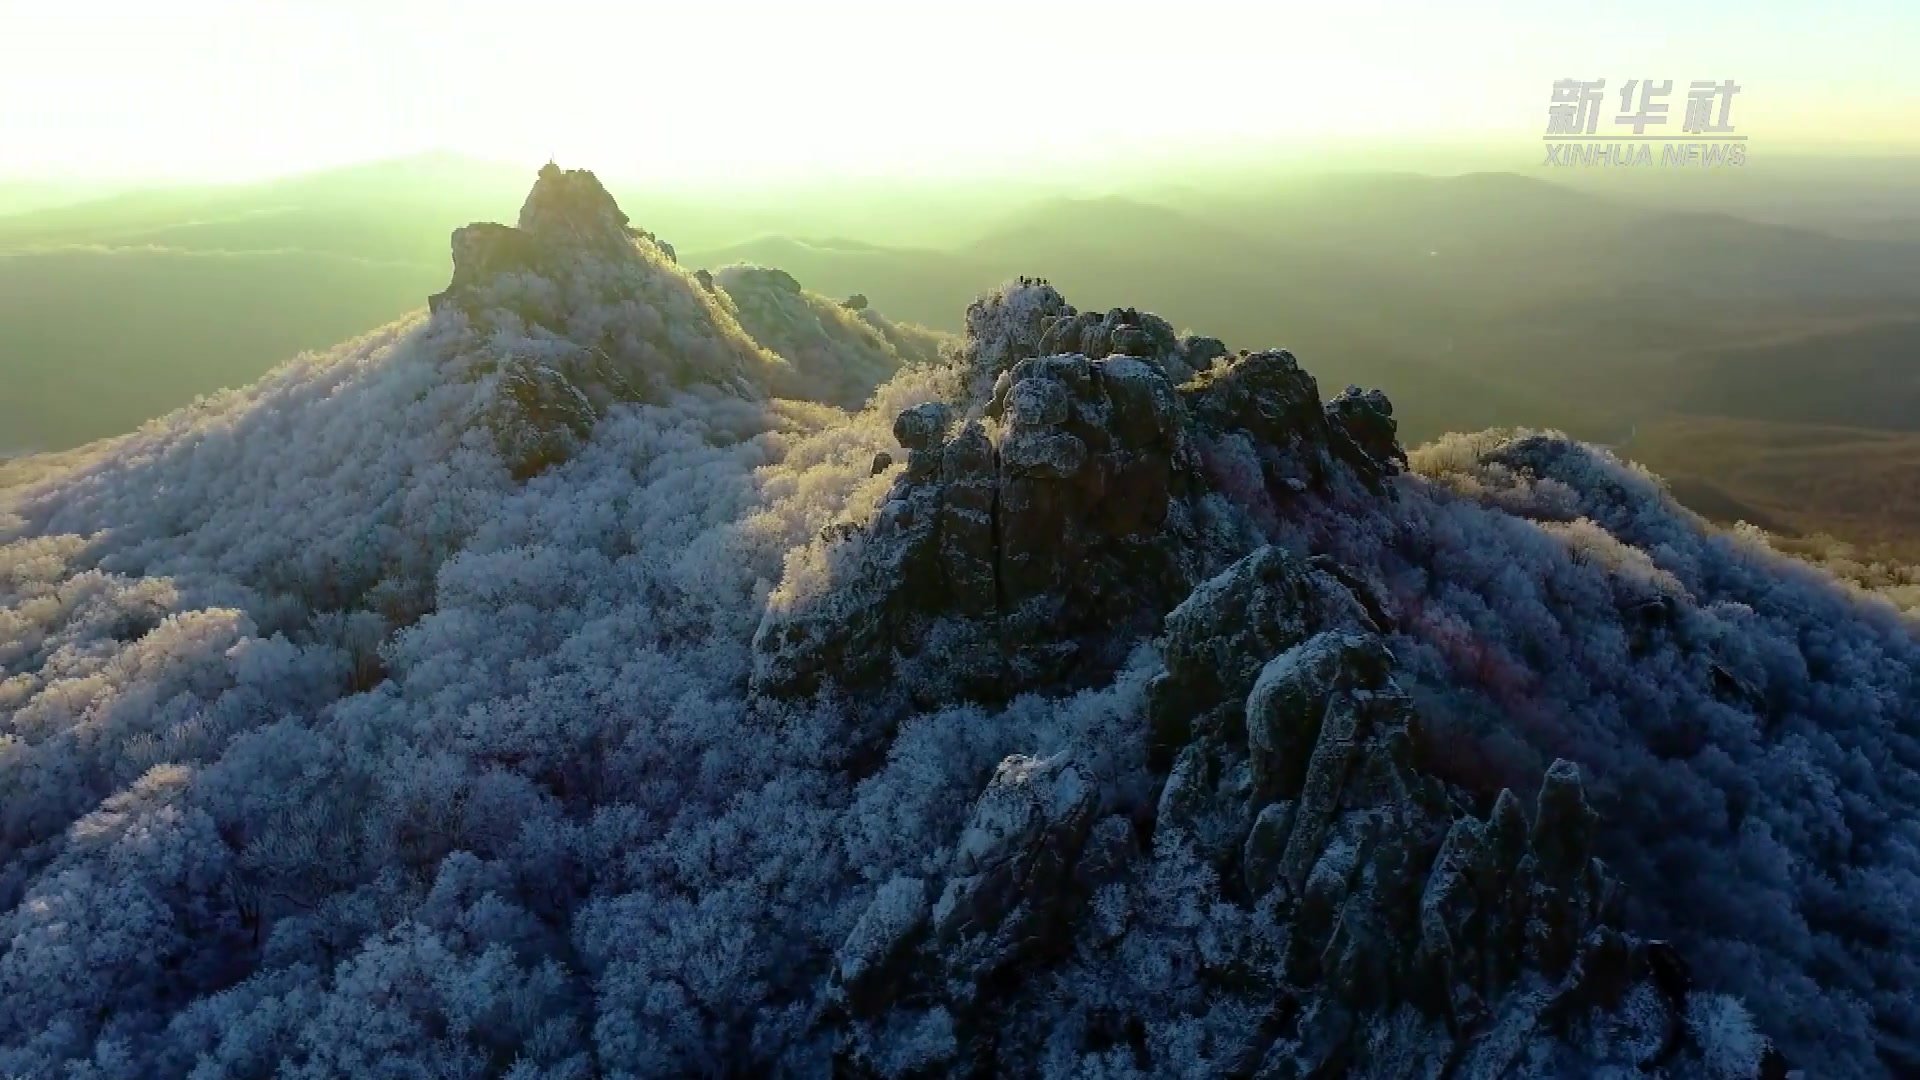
0,167,1914,1077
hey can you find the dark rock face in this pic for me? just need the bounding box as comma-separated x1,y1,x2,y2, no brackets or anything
753,288,1406,706
892,402,952,452
1186,349,1328,449
1185,348,1403,496
485,358,600,481
753,348,1208,703
430,164,667,318
1145,588,1654,1076
958,281,1076,393
962,288,1239,395
929,754,1100,996
1147,545,1380,767
431,224,540,314
985,352,1195,631
817,546,1774,1076
1326,384,1408,480
477,347,641,481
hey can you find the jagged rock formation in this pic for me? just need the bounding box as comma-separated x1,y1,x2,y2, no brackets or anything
823,546,1782,1077
955,283,1228,392
753,347,1207,703
753,281,1785,1075
430,163,683,317
484,355,606,480
427,165,777,475
753,287,1406,705
1141,559,1707,1076
1036,304,1229,385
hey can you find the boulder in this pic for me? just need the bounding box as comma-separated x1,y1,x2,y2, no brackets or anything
1325,384,1408,481
930,754,1100,995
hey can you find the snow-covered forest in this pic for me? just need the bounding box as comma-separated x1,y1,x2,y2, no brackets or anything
1,167,1914,1078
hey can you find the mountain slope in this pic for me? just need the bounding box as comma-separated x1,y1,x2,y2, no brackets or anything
1624,413,1920,560
684,236,997,332
1666,318,1920,433
0,167,1916,1077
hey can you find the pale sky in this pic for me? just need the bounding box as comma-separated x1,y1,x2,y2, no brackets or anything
2,0,1916,183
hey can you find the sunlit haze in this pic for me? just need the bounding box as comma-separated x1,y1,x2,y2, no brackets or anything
4,0,1918,184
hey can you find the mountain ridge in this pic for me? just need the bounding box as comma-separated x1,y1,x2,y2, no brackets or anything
0,166,1915,1076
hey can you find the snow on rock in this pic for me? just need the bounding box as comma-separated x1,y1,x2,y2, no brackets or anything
714,263,951,410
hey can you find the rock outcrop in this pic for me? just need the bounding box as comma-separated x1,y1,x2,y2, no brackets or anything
957,285,1228,397
825,546,1783,1077
1139,560,1706,1075
761,280,1779,1076
752,284,1404,705
753,345,1210,704
1034,304,1230,385
483,356,604,481
428,166,945,477
928,753,1100,996
430,163,670,317
428,165,777,476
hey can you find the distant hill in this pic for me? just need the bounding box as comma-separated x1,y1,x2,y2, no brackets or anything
1626,413,1920,559
1667,318,1920,432
0,178,130,216
685,236,996,330
0,247,449,450
0,156,535,449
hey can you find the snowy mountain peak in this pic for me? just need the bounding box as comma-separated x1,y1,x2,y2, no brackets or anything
418,166,791,477
515,162,643,252
429,164,681,318
2,177,1916,1078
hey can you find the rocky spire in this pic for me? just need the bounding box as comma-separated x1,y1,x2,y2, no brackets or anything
515,163,644,254
429,164,676,317
426,165,768,478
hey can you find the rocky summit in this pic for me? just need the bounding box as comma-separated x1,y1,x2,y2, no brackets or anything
754,281,1790,1072
3,165,1911,1078
425,165,945,477
753,281,1410,709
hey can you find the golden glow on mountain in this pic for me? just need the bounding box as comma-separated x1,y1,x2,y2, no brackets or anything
3,0,1917,182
